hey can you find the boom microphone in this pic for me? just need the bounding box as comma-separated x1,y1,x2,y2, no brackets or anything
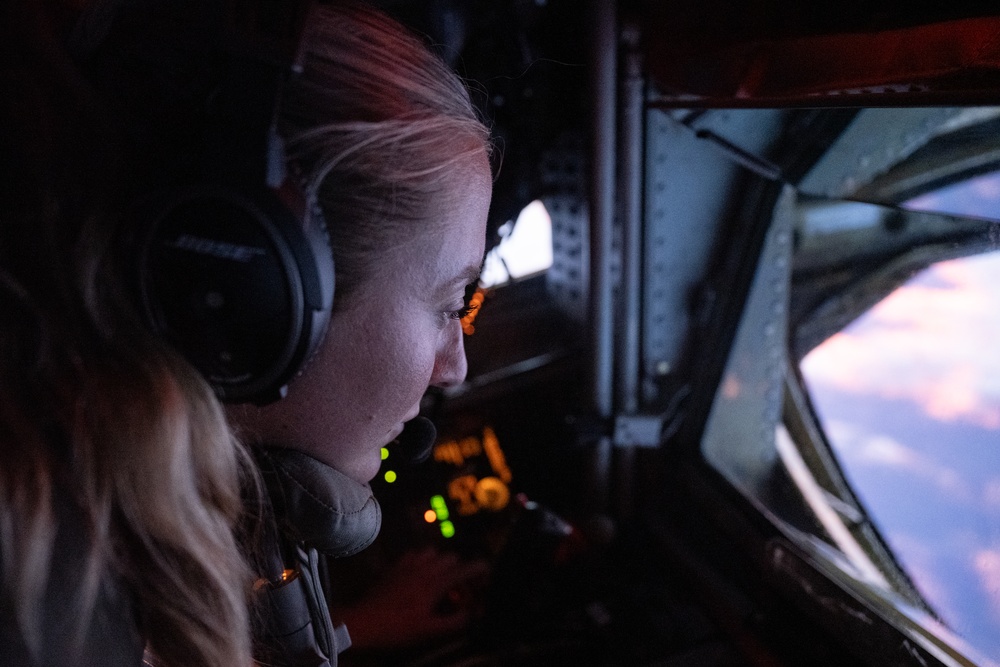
393,416,437,465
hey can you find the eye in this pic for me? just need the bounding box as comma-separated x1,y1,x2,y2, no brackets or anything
447,303,479,320
443,282,481,321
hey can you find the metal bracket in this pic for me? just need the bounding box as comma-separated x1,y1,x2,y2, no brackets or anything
613,414,664,448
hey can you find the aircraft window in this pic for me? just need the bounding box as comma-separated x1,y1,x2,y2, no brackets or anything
480,200,553,288
801,186,1000,661
697,107,1000,665
905,170,1000,218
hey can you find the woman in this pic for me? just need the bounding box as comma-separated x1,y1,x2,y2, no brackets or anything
0,1,492,665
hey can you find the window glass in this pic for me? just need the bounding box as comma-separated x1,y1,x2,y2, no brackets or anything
800,178,1000,660
480,200,553,288
905,171,1000,218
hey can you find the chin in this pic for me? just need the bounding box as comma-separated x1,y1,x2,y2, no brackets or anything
356,450,384,485
323,450,380,486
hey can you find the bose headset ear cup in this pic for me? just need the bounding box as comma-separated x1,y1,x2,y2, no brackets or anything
75,0,336,406
138,183,334,405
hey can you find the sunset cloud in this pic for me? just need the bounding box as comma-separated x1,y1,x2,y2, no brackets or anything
974,549,1000,625
825,420,973,503
802,252,1000,429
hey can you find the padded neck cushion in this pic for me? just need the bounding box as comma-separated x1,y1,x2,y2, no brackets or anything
255,447,381,558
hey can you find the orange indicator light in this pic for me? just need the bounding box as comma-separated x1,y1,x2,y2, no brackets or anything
423,509,437,523
461,287,486,335
482,426,512,483
474,476,511,511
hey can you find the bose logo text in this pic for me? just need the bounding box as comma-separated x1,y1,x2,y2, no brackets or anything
167,234,268,262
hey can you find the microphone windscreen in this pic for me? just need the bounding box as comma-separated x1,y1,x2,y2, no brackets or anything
394,416,437,465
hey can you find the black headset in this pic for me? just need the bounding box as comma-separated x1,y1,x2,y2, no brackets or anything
76,0,333,405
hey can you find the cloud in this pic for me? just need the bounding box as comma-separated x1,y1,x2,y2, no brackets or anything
802,252,1000,429
983,479,1000,509
974,549,1000,625
826,420,973,503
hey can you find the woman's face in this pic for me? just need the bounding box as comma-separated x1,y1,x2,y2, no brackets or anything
231,157,491,483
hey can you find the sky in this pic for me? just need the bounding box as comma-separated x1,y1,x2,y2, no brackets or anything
800,172,1000,662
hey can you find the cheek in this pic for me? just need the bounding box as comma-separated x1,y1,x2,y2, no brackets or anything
395,324,443,390
356,316,442,410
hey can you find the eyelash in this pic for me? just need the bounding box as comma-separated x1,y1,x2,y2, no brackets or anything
447,303,479,320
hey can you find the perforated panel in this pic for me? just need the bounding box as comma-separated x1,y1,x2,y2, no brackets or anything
542,142,589,323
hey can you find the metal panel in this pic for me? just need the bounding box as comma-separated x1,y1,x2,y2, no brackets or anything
641,109,785,406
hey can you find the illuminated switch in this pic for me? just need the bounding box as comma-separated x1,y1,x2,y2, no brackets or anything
474,476,510,511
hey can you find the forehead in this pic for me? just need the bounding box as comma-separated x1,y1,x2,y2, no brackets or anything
346,162,491,300
400,176,489,284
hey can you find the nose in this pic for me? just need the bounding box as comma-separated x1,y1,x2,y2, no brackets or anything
430,318,468,388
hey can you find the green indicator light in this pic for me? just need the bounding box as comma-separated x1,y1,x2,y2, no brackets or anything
380,448,389,460
440,520,455,538
435,506,450,521
430,495,446,510
384,470,397,483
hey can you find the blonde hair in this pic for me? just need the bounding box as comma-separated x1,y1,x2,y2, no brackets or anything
0,250,258,667
280,1,493,304
0,258,258,667
1,2,255,665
